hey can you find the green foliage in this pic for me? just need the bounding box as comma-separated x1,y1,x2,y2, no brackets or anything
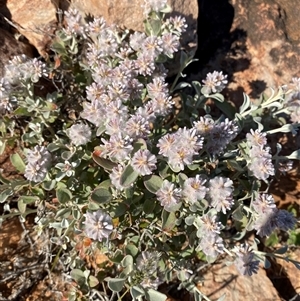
0,2,299,301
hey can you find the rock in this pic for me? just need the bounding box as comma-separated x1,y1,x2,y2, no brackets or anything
228,0,299,95
198,261,281,301
0,0,198,59
0,0,59,57
67,0,198,51
266,249,300,300
0,27,33,77
190,0,300,104
268,0,300,42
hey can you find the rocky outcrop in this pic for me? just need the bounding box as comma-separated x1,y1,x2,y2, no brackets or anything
198,260,281,301
0,0,58,57
191,0,300,104
0,0,198,58
0,28,33,77
67,0,198,50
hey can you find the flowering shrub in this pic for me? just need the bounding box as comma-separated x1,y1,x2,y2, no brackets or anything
0,2,300,301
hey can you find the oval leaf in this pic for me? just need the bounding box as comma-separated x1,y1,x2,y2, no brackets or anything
274,246,288,254
56,188,72,204
10,153,26,173
131,286,145,299
0,189,13,203
18,195,39,204
92,153,117,170
145,288,167,301
162,210,177,232
107,278,126,292
144,175,163,194
18,199,27,214
70,269,85,284
120,164,139,187
143,198,156,214
89,275,99,288
91,187,112,204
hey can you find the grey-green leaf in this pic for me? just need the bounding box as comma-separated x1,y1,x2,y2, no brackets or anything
10,153,26,173
18,199,27,214
264,258,271,269
18,195,39,204
162,210,177,232
120,164,139,187
185,215,195,226
143,175,163,194
239,93,251,114
274,246,288,254
107,278,126,292
56,188,72,204
0,189,13,203
88,275,99,288
70,269,86,284
91,187,112,204
145,288,167,301
92,154,117,170
131,286,145,299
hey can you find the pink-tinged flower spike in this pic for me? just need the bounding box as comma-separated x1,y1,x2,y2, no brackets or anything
200,213,222,236
135,52,155,76
234,244,260,276
290,77,300,91
165,16,188,34
253,207,296,237
202,71,228,94
275,210,297,232
67,123,92,146
146,77,169,100
197,234,224,258
100,134,133,162
110,164,126,191
81,99,105,127
246,129,267,147
252,193,276,215
64,8,85,36
208,176,234,214
161,33,180,57
83,210,113,242
129,32,147,51
131,149,157,176
142,0,168,15
157,133,176,157
182,175,208,204
24,146,52,183
156,180,182,212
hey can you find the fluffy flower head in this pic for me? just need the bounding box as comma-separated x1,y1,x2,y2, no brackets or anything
83,210,113,241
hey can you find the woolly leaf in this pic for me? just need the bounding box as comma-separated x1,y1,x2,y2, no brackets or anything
162,210,177,232
88,275,99,288
144,175,163,194
274,246,288,254
107,278,126,292
239,93,251,114
120,164,139,187
91,187,112,204
145,288,167,301
10,153,26,173
131,286,145,299
92,153,117,171
56,188,72,204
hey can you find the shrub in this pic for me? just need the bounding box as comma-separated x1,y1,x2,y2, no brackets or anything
0,2,299,301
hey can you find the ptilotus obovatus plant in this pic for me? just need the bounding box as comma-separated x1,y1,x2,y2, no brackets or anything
0,1,299,300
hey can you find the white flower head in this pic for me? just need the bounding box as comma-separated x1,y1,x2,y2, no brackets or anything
67,123,92,146
83,210,113,242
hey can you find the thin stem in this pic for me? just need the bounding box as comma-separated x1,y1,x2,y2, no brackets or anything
117,287,130,301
